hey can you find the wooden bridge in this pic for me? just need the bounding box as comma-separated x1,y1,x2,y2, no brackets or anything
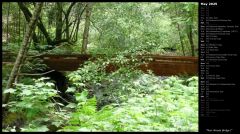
2,52,198,76
38,54,198,76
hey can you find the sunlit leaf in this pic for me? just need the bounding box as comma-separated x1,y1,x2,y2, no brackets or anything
3,88,16,94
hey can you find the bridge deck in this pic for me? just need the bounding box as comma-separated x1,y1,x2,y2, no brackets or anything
38,54,198,76
2,52,198,76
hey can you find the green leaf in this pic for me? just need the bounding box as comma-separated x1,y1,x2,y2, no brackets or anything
32,125,49,132
75,90,88,102
52,121,62,127
66,87,76,93
3,88,16,94
66,103,77,108
21,90,32,96
78,127,90,131
2,104,8,107
45,82,54,87
61,126,82,132
35,82,45,87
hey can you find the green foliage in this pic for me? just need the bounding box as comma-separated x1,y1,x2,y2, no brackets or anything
48,44,75,54
2,2,198,132
22,58,49,72
3,64,198,132
65,53,198,132
68,59,107,86
2,64,14,88
60,76,198,132
2,77,70,132
3,78,57,118
67,55,143,107
2,64,37,89
3,2,197,56
89,3,198,56
2,43,21,53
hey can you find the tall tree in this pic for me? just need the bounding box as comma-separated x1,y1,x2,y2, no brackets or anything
18,2,84,50
3,2,43,105
18,2,40,47
18,5,21,45
187,12,195,56
63,2,76,41
71,3,86,42
175,4,185,56
177,24,185,56
6,3,11,45
18,2,53,46
55,3,63,42
81,3,93,54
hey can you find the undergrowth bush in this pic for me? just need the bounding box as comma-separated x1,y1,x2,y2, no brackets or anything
67,55,143,108
2,78,69,132
60,76,198,132
3,54,198,132
3,74,198,132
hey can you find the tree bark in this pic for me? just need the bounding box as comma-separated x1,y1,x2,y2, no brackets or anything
81,3,93,54
177,24,185,56
19,2,76,49
70,18,78,41
187,24,195,56
174,4,185,56
6,3,11,45
55,3,63,42
3,2,43,105
18,3,39,46
14,14,18,42
18,2,53,46
73,4,86,42
18,5,21,45
64,2,76,41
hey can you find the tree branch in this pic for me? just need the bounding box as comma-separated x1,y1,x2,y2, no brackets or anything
17,70,55,76
18,3,53,45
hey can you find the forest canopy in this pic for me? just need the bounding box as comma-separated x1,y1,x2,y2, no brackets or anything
2,2,198,56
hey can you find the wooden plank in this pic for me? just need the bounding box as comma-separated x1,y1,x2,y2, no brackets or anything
41,54,198,76
2,53,198,75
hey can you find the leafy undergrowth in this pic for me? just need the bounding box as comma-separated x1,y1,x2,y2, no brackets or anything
3,54,198,132
60,75,198,132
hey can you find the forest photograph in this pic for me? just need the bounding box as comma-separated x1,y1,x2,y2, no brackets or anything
2,2,198,132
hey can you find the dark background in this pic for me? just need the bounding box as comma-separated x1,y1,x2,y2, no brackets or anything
199,0,239,133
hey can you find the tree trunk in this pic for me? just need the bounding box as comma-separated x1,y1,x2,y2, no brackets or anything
65,2,76,41
18,5,21,45
81,3,93,54
18,2,39,47
3,2,43,105
18,2,53,46
70,18,78,40
55,3,63,42
73,4,86,42
6,3,10,45
73,17,80,42
15,15,18,42
187,24,195,56
23,19,26,36
177,24,185,56
19,3,74,49
174,3,185,56
66,17,70,41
